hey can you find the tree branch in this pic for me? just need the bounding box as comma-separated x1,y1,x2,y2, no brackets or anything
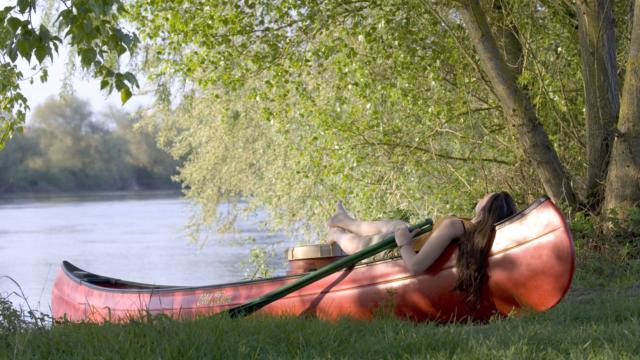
420,1,496,96
353,133,515,165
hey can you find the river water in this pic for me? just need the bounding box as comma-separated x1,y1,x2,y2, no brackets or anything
0,192,296,314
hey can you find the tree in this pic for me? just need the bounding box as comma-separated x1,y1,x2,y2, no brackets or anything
0,0,139,149
604,0,640,214
458,0,639,218
126,0,640,236
0,95,178,192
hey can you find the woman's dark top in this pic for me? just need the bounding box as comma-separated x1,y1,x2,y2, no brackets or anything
410,216,471,251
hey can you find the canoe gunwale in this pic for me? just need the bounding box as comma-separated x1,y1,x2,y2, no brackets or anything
495,195,548,229
60,256,410,294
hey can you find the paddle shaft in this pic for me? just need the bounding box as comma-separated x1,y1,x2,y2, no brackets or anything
226,218,433,318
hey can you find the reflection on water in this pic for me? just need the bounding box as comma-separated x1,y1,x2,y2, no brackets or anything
0,192,295,313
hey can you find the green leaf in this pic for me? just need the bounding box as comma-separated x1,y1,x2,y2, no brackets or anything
50,37,61,53
17,0,30,13
114,73,125,91
115,43,127,56
100,79,110,90
7,46,18,62
55,8,72,24
38,24,51,42
7,17,23,32
16,37,33,62
34,43,47,63
79,48,97,68
39,67,48,82
123,72,139,88
120,87,132,104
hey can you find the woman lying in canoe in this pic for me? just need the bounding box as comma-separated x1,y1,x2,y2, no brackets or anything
328,192,517,304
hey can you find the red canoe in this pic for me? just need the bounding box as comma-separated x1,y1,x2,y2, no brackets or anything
51,196,574,323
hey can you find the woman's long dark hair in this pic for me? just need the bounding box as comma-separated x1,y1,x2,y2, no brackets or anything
454,192,517,307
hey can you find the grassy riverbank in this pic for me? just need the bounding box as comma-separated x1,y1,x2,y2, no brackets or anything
1,288,639,359
2,263,639,359
2,224,640,360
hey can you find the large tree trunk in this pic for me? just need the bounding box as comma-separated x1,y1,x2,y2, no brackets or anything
576,0,620,210
604,0,640,217
458,0,578,207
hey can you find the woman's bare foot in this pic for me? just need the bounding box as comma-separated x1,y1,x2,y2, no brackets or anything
327,200,353,229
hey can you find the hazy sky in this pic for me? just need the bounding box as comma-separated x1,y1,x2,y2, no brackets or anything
18,47,154,121
4,0,154,121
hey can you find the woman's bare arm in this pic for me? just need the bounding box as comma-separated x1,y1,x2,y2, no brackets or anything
396,217,465,275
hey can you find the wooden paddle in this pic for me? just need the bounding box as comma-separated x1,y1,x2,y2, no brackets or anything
226,218,433,318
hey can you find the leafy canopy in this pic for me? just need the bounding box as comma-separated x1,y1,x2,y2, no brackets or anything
129,0,600,240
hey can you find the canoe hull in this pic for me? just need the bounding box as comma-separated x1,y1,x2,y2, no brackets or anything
51,197,574,323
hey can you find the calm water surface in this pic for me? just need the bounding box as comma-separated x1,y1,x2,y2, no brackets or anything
0,192,295,313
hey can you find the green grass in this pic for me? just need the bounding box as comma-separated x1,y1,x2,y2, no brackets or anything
2,282,639,358
2,244,640,359
2,290,639,359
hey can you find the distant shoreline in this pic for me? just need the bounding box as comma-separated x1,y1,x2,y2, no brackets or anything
0,189,184,205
